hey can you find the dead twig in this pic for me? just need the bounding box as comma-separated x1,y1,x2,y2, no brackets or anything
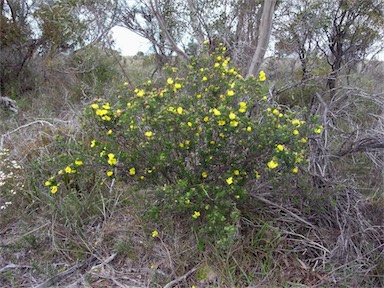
163,266,198,288
32,255,97,288
0,263,32,273
252,195,316,229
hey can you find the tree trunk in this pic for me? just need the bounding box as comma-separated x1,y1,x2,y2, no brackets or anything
246,0,276,78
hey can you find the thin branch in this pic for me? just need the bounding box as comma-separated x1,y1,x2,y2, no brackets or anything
163,266,198,288
32,255,97,288
251,195,316,229
150,0,188,61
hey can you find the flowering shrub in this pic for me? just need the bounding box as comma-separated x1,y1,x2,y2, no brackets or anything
46,44,321,247
0,149,24,213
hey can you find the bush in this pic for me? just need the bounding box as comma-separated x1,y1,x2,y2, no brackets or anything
44,44,321,248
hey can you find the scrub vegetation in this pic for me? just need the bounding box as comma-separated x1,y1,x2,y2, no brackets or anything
1,0,383,287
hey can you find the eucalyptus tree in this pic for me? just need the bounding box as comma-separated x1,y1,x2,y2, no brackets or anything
117,0,277,76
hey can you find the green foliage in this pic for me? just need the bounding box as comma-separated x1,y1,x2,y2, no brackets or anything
44,44,320,248
34,1,88,54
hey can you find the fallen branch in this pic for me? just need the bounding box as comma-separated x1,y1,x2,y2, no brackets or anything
163,266,198,288
0,263,32,273
0,120,54,150
252,195,316,229
32,255,97,288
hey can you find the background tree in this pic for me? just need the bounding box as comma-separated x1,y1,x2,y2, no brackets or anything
117,0,277,76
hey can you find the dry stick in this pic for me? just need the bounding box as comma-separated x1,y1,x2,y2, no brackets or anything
32,255,97,288
64,253,118,288
0,120,54,150
0,263,32,273
89,253,117,272
253,195,316,229
163,266,198,288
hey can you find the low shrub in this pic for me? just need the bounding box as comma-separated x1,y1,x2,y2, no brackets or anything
44,44,322,248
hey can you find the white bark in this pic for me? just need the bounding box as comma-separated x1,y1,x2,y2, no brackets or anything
246,0,276,77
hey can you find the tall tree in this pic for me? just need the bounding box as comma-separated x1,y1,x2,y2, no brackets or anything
246,0,276,77
117,0,277,76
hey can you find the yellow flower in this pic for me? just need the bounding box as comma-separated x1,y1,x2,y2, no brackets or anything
75,160,83,166
202,76,208,81
91,103,99,109
179,143,184,148
203,39,209,44
137,89,145,97
151,230,159,237
187,122,193,127
217,56,222,61
197,94,202,98
96,109,108,116
292,167,298,173
291,119,301,126
300,137,308,143
276,144,285,151
107,129,112,135
202,172,208,178
214,63,220,67
123,82,129,86
145,131,153,138
177,107,183,114
204,116,209,122
227,90,235,96
259,70,266,81
235,195,240,199
107,171,113,177
234,170,240,175
247,126,252,132
45,181,51,186
255,171,261,179
129,167,136,175
267,160,278,169
167,78,174,85
102,103,110,110
229,112,236,120
314,125,323,134
102,115,111,121
213,108,221,116
226,177,233,185
192,211,201,219
272,109,279,115
293,129,299,135
218,120,226,126
239,102,247,113
91,140,96,147
230,121,238,127
174,83,182,89
65,166,72,173
51,186,58,194
107,153,117,166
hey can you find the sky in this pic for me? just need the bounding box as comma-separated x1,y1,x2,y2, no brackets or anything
111,26,151,56
111,25,383,61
